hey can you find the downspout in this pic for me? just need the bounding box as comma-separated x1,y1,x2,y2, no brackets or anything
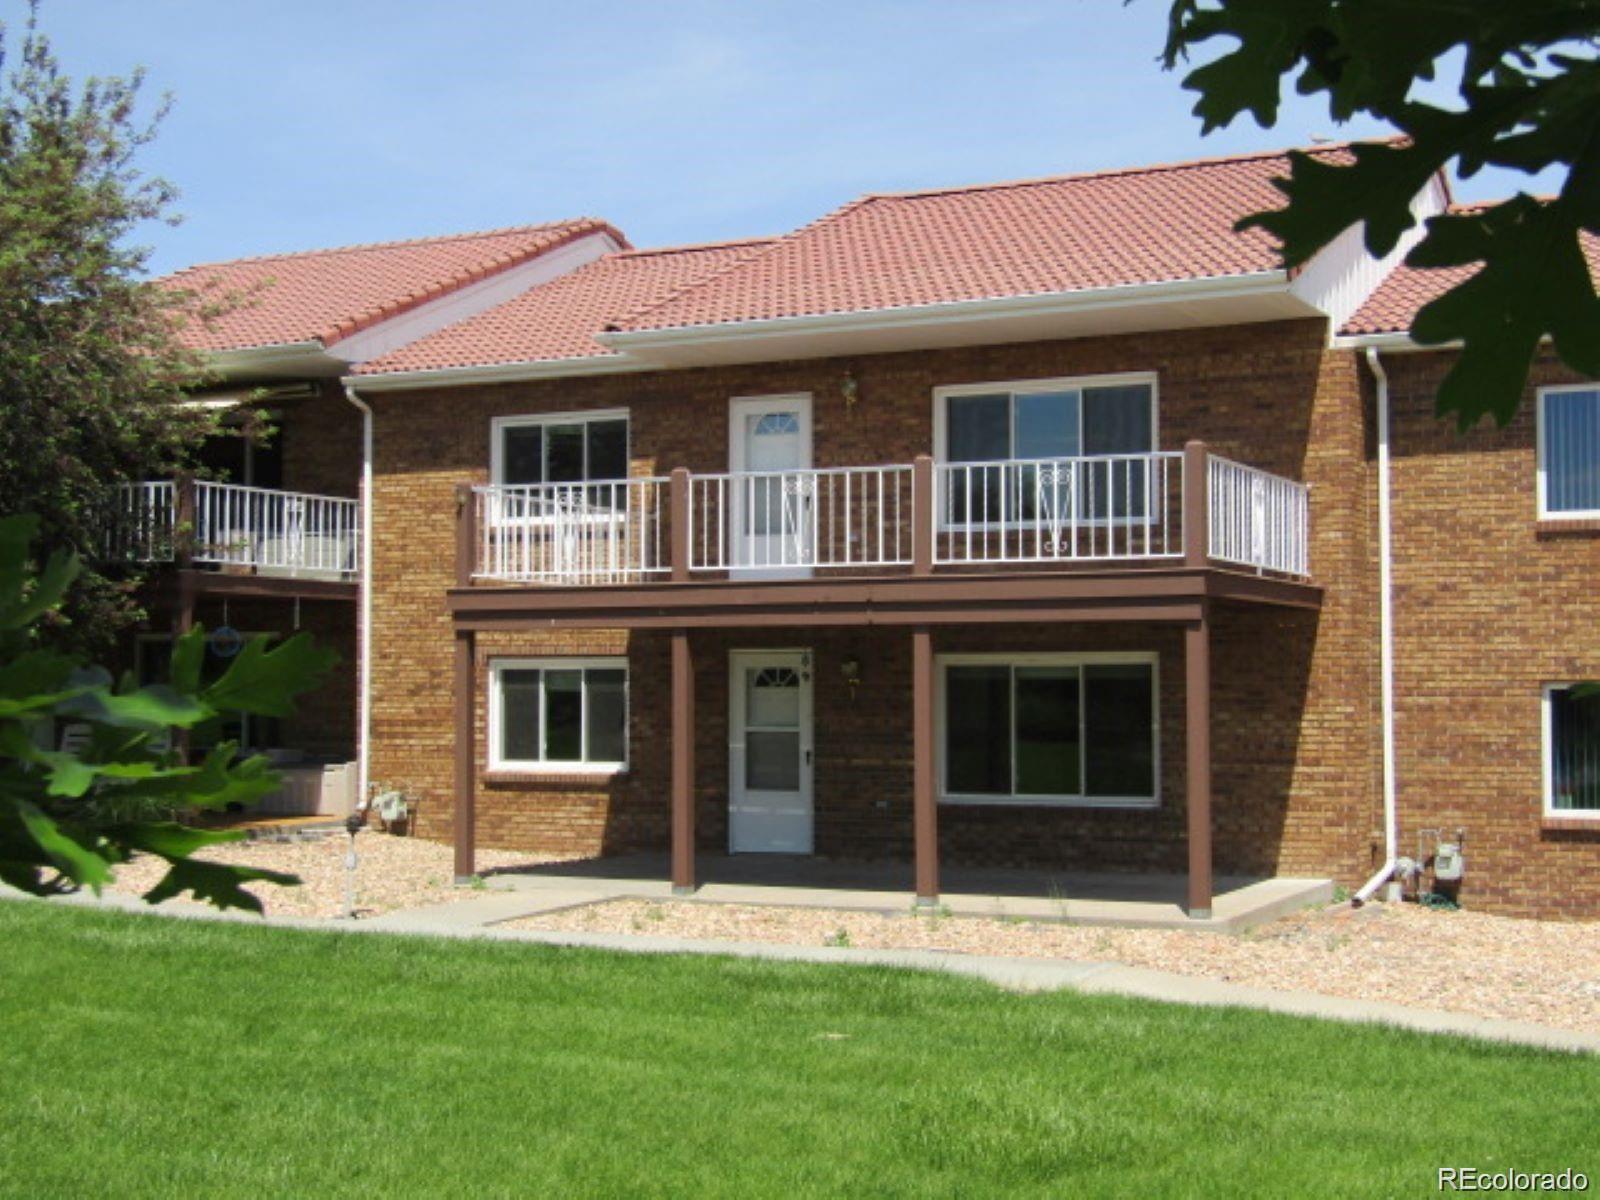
1354,347,1399,904
343,384,374,807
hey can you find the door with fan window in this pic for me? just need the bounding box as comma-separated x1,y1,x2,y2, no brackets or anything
729,394,812,577
728,650,814,853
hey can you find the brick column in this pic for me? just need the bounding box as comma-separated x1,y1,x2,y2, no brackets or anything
671,629,696,894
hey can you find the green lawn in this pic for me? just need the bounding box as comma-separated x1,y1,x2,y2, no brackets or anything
1,902,1594,1198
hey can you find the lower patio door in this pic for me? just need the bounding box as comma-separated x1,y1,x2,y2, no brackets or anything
728,650,814,853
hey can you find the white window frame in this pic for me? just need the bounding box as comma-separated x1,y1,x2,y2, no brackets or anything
931,372,1160,464
931,372,1160,533
935,651,1160,809
1536,384,1600,520
490,408,631,487
1542,681,1600,819
488,656,629,775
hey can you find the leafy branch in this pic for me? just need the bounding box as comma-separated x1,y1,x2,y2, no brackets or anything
0,514,335,912
1162,0,1600,427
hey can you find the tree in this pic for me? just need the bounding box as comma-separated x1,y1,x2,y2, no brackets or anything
0,514,334,911
1161,1,1600,428
0,3,216,653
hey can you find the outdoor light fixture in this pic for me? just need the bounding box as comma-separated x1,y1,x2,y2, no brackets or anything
841,370,859,408
840,656,861,698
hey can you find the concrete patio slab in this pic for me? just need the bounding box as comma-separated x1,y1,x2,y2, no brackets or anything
483,852,1332,933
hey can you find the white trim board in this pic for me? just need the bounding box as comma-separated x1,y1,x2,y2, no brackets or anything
1535,383,1600,521
1542,682,1600,820
935,651,1161,809
486,656,630,775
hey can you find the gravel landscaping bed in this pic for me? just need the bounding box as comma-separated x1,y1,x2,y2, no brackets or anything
511,898,1600,1034
108,834,563,920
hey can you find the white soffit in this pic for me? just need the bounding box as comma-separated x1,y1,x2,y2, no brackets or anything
325,230,622,364
1290,173,1451,332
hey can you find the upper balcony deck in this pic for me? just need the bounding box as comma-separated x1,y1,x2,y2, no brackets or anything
106,478,360,599
450,442,1318,630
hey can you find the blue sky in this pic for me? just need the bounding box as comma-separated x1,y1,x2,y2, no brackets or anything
19,1,1551,276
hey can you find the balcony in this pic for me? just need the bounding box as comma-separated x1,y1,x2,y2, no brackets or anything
106,479,360,590
451,443,1317,630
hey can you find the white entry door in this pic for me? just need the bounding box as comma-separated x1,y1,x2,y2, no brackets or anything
729,394,812,577
728,650,814,853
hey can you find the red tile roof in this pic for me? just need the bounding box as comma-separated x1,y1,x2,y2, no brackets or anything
354,239,773,376
613,145,1358,334
162,219,622,352
1341,207,1600,337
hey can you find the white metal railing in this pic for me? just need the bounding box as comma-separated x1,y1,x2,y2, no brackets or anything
689,464,913,572
935,453,1183,565
105,480,177,562
1207,455,1309,577
105,480,360,579
474,479,666,583
191,481,360,577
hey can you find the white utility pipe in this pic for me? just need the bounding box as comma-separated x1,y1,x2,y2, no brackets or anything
1355,347,1399,904
343,384,374,806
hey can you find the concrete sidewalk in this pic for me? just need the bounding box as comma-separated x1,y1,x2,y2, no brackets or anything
11,888,1598,1056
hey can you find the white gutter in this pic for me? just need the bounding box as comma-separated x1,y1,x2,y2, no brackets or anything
1355,346,1400,904
343,384,374,806
594,270,1295,352
1330,331,1454,353
348,354,647,394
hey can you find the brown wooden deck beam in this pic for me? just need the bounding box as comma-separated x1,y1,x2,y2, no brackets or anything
446,566,1317,632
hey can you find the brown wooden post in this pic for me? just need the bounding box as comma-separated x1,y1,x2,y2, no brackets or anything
455,482,477,588
452,629,477,883
912,455,935,575
173,472,197,571
172,568,198,765
669,467,691,583
912,624,939,904
1183,440,1209,569
671,629,696,893
1185,601,1213,919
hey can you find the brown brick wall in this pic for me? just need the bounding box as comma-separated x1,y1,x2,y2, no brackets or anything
368,317,1384,891
1381,350,1600,918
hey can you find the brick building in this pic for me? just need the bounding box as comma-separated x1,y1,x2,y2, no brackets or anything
150,143,1600,918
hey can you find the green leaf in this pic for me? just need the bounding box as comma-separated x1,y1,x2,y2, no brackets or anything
1239,139,1443,265
0,648,79,703
201,632,335,718
142,857,299,914
0,515,41,617
14,801,111,890
1409,199,1600,427
115,743,282,811
1165,0,1329,133
58,681,212,729
105,820,246,859
0,547,81,631
169,625,205,694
